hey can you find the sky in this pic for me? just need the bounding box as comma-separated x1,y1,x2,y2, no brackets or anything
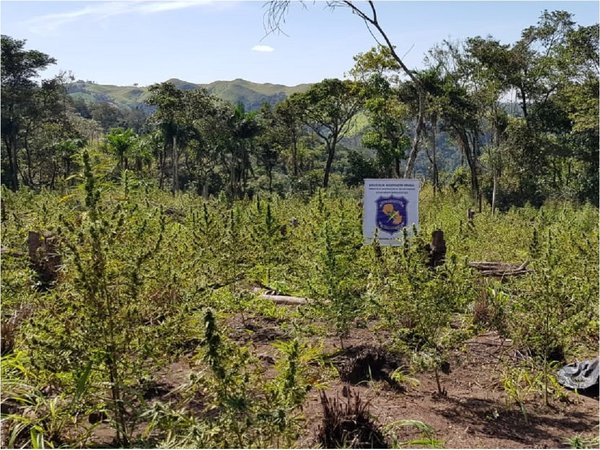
1,0,598,87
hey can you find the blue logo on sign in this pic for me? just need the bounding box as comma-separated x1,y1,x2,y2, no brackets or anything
376,196,408,233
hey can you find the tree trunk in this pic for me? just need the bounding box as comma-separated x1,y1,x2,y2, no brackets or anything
171,134,178,193
455,128,480,202
9,137,19,191
292,134,298,177
323,141,336,188
492,171,497,215
158,148,165,189
24,137,33,188
432,117,439,196
230,153,237,198
404,93,425,178
394,156,401,178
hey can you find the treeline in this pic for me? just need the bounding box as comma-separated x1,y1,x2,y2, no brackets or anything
1,10,598,207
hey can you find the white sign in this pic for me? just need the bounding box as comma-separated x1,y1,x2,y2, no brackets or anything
363,178,420,246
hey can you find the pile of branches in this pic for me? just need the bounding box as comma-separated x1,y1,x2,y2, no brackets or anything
468,261,532,277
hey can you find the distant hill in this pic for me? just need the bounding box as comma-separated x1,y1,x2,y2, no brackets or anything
67,78,312,113
199,78,311,111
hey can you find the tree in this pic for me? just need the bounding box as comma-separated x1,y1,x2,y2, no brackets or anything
190,98,232,198
265,1,427,178
146,82,185,192
90,102,125,132
1,35,56,190
289,78,362,188
460,11,599,206
274,98,304,177
106,127,137,172
351,47,411,178
255,103,283,192
227,104,261,198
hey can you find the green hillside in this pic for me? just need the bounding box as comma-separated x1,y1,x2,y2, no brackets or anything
67,78,311,112
199,78,311,111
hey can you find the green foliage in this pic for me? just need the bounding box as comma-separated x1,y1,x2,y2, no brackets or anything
1,139,597,449
565,433,600,449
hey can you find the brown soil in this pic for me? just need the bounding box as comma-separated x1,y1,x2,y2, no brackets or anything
96,312,599,448
227,313,598,448
294,327,599,449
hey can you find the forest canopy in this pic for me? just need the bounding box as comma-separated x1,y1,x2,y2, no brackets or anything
1,9,598,207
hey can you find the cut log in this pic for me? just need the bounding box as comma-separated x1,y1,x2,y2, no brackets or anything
258,294,308,305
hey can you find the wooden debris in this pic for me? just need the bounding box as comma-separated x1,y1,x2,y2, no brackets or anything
468,260,532,277
1,304,33,355
258,294,308,305
1,247,25,257
251,285,309,305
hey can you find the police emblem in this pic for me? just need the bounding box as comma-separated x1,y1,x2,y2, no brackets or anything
375,196,408,233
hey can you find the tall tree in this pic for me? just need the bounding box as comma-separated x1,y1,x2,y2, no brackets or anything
227,104,260,198
265,1,427,178
146,82,185,192
351,47,411,178
274,98,304,177
461,11,599,206
289,78,362,188
106,127,136,172
1,35,56,190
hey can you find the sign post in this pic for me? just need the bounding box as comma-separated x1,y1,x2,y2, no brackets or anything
363,178,420,246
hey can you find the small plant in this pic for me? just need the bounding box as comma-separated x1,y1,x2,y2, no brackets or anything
565,433,600,449
308,218,363,348
389,368,420,390
383,419,444,448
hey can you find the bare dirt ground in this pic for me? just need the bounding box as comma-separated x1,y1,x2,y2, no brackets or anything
227,312,598,449
141,311,599,449
296,329,598,449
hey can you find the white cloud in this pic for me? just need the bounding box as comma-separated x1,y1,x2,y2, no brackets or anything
24,1,216,35
251,45,274,53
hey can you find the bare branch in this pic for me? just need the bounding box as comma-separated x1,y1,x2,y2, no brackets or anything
340,1,422,90
263,0,292,36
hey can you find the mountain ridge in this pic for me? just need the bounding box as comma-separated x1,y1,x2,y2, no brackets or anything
67,78,312,112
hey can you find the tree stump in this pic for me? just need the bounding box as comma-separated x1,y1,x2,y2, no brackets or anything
467,208,475,228
28,231,61,290
426,229,446,268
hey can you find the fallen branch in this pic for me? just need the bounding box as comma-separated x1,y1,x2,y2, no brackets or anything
468,261,532,277
258,294,308,305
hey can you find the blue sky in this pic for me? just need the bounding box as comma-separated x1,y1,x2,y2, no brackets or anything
2,1,598,87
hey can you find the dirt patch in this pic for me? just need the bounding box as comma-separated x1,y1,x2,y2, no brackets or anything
297,331,599,448
95,321,597,449
226,313,287,343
